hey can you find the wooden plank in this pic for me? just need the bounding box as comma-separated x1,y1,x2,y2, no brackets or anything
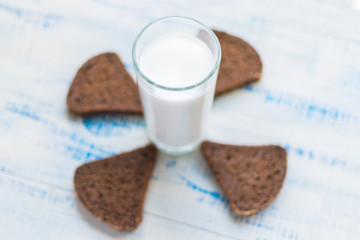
0,0,359,239
0,171,235,239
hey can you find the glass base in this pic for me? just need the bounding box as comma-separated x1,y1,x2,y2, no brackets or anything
150,137,202,156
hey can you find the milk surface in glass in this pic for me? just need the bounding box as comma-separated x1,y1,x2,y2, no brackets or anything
138,34,217,153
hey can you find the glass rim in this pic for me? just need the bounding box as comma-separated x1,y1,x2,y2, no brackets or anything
132,16,221,91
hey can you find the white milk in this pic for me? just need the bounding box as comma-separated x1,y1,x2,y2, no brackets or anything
138,34,217,152
139,35,214,88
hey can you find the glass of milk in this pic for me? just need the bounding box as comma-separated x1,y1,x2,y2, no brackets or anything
132,16,221,155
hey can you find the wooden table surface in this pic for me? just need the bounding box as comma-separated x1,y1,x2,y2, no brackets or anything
0,0,359,239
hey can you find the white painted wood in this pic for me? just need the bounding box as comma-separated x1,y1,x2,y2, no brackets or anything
0,0,359,239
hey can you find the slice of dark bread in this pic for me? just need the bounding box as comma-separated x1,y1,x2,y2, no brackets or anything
67,52,143,115
201,141,287,215
74,144,157,231
213,30,262,96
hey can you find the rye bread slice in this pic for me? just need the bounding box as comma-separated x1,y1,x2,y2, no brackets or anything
213,30,262,96
74,144,157,231
201,141,287,216
67,52,143,115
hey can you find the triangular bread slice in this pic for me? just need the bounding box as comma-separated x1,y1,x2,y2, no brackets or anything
74,144,157,231
67,52,143,115
213,30,262,96
201,141,287,215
